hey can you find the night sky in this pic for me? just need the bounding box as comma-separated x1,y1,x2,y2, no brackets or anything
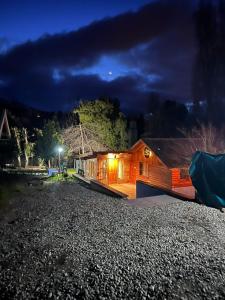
0,0,197,113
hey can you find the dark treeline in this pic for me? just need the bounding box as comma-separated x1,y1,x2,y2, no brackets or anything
137,0,225,138
0,98,78,131
193,0,225,125
139,93,194,138
0,99,78,168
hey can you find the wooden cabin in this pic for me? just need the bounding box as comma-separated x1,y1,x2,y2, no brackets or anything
97,152,131,185
75,138,195,190
75,152,131,185
129,138,194,189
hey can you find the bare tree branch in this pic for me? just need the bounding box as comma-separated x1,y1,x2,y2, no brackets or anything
62,125,111,157
174,123,225,166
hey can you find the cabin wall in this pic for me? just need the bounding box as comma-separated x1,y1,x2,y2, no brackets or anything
74,159,84,173
97,156,108,184
97,153,131,185
84,158,98,179
130,141,172,189
171,168,192,188
74,158,98,179
117,156,131,184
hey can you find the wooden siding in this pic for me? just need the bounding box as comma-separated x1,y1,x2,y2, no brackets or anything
133,165,172,189
130,140,172,189
74,159,84,173
97,156,108,184
84,158,98,179
171,168,192,188
97,153,131,185
117,157,130,184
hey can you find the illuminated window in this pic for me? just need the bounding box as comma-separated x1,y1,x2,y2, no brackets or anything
118,160,123,179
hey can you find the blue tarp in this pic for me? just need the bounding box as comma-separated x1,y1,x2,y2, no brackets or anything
189,151,225,208
48,168,59,176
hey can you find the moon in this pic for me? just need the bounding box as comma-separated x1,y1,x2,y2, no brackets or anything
108,71,113,75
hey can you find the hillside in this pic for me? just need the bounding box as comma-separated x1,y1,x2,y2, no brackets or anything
0,98,78,130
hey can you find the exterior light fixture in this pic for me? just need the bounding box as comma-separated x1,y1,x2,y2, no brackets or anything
58,147,63,153
57,146,63,172
144,147,152,158
107,153,117,170
108,153,115,159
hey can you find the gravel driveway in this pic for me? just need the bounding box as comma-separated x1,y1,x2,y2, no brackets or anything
0,181,225,299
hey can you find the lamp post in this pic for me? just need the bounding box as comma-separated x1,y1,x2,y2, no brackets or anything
57,147,63,173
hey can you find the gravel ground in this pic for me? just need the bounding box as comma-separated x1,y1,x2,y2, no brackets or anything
1,180,225,299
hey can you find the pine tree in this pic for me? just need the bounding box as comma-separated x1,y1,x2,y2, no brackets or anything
75,99,128,151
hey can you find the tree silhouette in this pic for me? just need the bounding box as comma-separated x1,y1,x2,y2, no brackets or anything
193,0,225,124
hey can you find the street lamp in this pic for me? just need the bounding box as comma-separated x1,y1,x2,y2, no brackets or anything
57,146,63,172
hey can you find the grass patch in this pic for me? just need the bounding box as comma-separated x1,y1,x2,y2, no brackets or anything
67,168,76,175
46,173,78,183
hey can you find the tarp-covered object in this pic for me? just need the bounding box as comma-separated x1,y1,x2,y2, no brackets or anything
190,151,225,208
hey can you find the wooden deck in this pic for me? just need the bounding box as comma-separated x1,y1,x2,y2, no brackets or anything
173,186,195,199
109,183,136,199
109,184,194,200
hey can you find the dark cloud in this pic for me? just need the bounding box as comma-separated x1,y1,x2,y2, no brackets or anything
119,6,196,99
0,0,193,76
0,69,148,112
0,0,196,112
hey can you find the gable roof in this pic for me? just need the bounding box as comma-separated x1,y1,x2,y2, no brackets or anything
0,109,11,139
131,138,203,168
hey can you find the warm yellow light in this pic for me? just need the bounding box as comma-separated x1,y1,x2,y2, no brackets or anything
118,160,123,179
107,153,117,170
108,153,115,159
144,147,152,158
